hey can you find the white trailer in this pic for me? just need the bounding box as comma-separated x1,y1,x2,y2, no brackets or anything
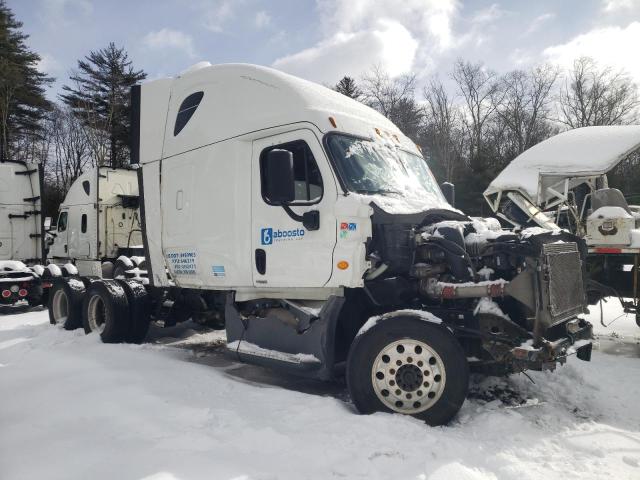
47,63,593,425
485,126,640,325
0,160,45,305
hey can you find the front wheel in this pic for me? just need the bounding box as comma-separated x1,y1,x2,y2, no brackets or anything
346,315,468,426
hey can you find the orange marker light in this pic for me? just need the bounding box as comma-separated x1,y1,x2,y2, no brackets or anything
375,127,382,136
328,116,337,128
337,261,349,270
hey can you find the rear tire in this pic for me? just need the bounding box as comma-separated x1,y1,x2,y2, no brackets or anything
48,278,85,330
82,280,129,343
116,279,151,343
346,315,468,426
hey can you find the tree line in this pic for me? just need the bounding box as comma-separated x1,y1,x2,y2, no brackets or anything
2,0,640,217
335,58,640,214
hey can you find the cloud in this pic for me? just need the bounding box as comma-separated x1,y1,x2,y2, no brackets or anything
524,12,555,36
544,22,640,83
602,0,636,12
254,11,271,28
143,29,197,58
38,0,92,26
274,0,458,83
471,3,504,24
201,0,238,33
36,53,62,76
273,19,417,84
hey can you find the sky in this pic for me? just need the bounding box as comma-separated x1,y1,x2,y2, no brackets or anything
8,0,640,100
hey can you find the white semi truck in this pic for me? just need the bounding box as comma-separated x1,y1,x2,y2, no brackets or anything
47,63,593,425
485,126,640,326
47,166,143,278
0,160,45,306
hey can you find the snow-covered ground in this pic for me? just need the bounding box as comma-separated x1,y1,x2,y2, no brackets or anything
1,302,639,480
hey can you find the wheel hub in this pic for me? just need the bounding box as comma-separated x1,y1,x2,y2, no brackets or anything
395,364,423,391
371,338,446,415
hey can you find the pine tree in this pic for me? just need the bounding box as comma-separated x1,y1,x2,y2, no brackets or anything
61,43,146,168
0,0,52,162
335,76,363,101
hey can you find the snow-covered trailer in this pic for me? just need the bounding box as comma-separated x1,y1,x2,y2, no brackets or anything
0,160,45,305
47,63,593,425
485,126,640,325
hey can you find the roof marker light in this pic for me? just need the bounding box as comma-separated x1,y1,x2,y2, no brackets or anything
328,116,337,128
375,128,382,136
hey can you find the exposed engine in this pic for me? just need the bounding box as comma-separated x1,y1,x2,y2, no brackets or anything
364,207,592,374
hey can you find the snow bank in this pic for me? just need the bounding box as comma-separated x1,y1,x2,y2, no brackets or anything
0,308,639,480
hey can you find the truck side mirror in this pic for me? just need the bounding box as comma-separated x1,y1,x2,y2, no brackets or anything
265,149,295,204
44,217,52,231
441,182,455,207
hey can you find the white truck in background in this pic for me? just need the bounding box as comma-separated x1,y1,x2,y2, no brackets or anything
46,63,594,425
0,160,45,306
0,162,143,307
485,126,640,326
47,166,144,279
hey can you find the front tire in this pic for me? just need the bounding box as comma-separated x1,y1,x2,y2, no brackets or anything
346,315,468,426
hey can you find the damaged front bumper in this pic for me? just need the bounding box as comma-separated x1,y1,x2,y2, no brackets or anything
510,318,593,371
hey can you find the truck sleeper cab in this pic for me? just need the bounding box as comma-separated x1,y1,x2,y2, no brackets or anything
48,64,593,426
47,166,144,279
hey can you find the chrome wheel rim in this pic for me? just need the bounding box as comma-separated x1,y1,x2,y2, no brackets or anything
51,289,69,325
371,339,446,414
87,295,106,334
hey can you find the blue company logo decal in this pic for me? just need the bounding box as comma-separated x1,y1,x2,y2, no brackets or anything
211,265,225,277
261,227,305,245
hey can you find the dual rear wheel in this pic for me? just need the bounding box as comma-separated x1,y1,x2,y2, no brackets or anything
48,278,150,343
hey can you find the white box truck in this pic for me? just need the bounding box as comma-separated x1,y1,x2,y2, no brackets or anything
0,159,45,305
47,63,593,425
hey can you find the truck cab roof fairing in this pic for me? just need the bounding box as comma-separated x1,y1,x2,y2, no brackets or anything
138,63,420,162
485,126,640,209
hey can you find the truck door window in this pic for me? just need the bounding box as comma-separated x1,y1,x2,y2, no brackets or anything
174,91,204,136
58,212,68,232
260,140,323,205
81,214,87,233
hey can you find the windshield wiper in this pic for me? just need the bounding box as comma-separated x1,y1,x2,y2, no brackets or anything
353,188,402,195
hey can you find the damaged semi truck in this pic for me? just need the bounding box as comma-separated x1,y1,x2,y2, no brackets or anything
485,126,640,326
47,63,593,425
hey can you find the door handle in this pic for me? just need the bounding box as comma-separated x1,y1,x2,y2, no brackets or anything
255,249,266,275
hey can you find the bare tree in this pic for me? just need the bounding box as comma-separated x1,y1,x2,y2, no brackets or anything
361,66,423,140
451,60,502,168
558,57,639,127
422,77,465,181
497,64,559,156
48,105,92,191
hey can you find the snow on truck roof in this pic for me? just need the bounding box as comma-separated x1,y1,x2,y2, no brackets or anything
485,126,640,205
150,63,420,159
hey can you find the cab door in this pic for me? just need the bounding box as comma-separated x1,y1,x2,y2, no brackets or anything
49,210,69,260
251,129,338,288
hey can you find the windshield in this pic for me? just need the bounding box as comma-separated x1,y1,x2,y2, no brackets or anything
325,134,450,209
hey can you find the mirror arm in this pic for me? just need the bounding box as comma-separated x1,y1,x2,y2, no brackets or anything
282,205,320,231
